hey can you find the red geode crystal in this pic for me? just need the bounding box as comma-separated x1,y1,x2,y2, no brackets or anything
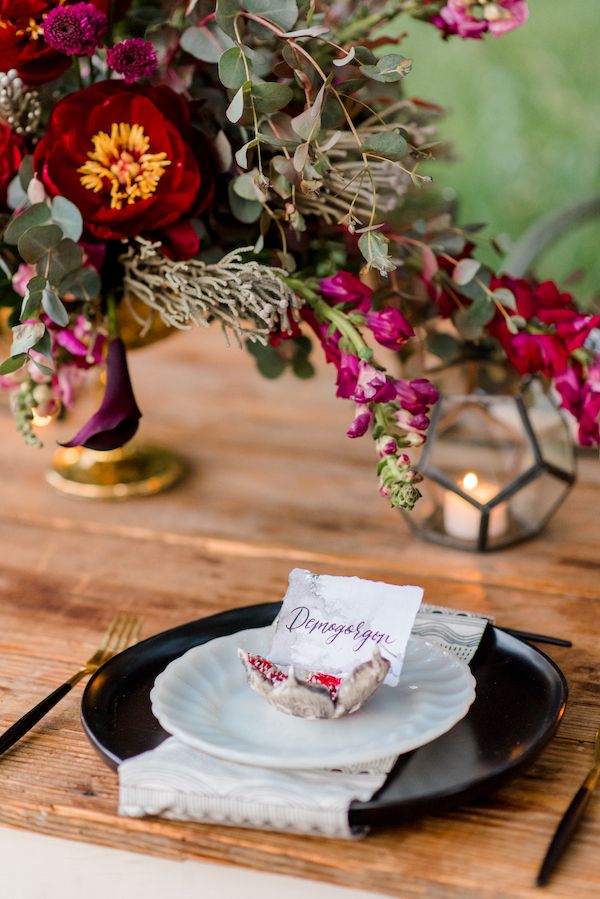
247,654,342,700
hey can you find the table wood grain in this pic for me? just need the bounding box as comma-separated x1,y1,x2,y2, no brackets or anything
0,328,599,898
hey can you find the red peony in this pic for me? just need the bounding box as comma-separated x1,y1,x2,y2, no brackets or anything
0,1,130,86
0,123,25,209
34,81,213,250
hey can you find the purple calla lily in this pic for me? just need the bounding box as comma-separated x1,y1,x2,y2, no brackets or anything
60,337,142,451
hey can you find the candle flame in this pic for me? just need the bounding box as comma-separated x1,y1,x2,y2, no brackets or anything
463,472,478,491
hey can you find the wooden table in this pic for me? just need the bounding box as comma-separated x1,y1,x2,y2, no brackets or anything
0,327,598,898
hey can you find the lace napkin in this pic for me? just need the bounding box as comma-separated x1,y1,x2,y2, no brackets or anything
119,603,490,839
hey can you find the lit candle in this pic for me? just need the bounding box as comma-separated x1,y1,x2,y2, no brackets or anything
443,472,508,541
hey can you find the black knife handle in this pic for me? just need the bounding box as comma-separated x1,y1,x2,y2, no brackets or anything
536,785,593,886
0,681,74,756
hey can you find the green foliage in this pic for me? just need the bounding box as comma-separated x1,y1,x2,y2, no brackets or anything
361,131,408,162
247,333,314,379
360,54,412,83
180,23,234,62
4,203,52,244
219,46,251,88
50,197,83,243
454,295,495,340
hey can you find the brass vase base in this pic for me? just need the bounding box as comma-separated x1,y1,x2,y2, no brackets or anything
46,443,185,499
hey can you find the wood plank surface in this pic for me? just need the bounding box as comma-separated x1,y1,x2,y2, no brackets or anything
0,327,599,898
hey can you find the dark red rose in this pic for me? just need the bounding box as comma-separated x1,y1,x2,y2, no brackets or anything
0,123,25,209
0,1,130,86
34,81,211,250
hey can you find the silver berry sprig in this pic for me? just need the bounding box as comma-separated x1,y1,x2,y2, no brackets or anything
0,69,42,137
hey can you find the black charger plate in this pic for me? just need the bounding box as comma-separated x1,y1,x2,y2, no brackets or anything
82,602,568,826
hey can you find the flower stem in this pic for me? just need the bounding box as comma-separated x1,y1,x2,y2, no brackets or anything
106,293,119,339
73,57,84,89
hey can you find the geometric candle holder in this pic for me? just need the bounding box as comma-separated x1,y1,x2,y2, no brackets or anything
403,377,576,551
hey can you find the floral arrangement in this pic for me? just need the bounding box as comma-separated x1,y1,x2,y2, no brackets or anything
0,0,597,512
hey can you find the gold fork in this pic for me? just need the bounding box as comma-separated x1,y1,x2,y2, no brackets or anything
537,727,600,886
0,614,143,757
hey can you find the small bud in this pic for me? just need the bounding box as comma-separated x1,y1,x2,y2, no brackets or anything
27,177,46,205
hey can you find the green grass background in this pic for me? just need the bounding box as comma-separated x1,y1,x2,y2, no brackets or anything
396,0,600,303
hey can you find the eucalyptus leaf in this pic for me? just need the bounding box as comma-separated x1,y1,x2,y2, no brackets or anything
505,314,526,335
232,172,262,201
247,340,286,378
334,47,355,67
215,0,241,39
11,321,45,355
361,131,408,161
59,266,102,301
18,224,63,264
7,175,27,211
43,238,83,285
426,332,460,359
29,357,54,376
291,83,325,141
0,353,28,375
457,266,490,301
353,46,377,65
41,286,69,326
360,54,412,83
18,156,34,191
51,196,83,242
20,288,43,321
31,329,53,361
252,82,293,114
292,357,314,378
454,296,495,340
228,181,262,223
492,287,517,310
226,84,247,123
358,229,394,274
284,25,328,38
4,203,52,245
244,0,298,32
235,137,260,168
213,130,233,172
219,46,251,89
180,23,234,62
452,257,481,286
293,141,309,172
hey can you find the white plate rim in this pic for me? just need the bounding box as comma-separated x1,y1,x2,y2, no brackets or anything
150,625,476,769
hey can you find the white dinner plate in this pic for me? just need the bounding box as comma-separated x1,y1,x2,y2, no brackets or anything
150,626,476,769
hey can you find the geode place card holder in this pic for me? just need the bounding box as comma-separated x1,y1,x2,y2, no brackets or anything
238,569,423,719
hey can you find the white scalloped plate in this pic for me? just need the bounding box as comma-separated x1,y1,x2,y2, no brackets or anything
150,626,476,770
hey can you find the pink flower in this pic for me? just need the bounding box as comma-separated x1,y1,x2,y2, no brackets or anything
52,316,106,367
375,435,398,457
107,38,158,84
54,365,89,409
509,333,569,377
346,404,372,438
320,272,372,313
395,378,439,415
435,0,528,39
12,263,36,297
336,354,396,404
366,307,414,349
555,362,600,447
43,3,107,56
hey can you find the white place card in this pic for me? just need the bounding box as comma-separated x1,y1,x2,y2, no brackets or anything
269,569,423,686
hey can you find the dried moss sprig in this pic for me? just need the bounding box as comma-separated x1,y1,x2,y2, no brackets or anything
120,239,302,345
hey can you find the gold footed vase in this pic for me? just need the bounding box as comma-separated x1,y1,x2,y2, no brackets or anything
47,443,185,499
